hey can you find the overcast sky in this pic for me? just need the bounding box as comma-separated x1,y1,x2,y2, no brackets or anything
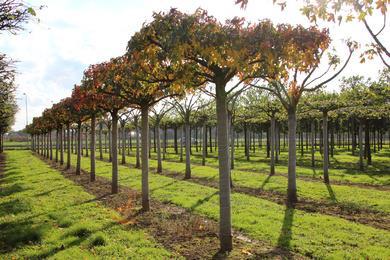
0,0,388,130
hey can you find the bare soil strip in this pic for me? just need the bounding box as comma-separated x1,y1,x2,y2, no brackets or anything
36,154,304,260
99,156,389,231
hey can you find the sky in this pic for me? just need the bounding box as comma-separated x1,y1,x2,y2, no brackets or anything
0,0,388,131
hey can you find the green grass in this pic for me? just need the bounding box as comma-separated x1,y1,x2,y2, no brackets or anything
144,146,390,186
0,150,173,259
103,150,390,214
70,152,390,258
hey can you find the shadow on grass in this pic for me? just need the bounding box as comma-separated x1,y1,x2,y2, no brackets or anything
260,174,272,190
325,183,337,203
277,207,294,249
190,191,218,211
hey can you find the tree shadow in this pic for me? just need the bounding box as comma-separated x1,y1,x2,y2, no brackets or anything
0,198,31,218
190,191,218,211
325,183,337,203
260,174,272,190
0,183,27,197
277,206,295,250
150,181,176,192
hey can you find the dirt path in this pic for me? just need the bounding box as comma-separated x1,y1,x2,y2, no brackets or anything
37,154,305,260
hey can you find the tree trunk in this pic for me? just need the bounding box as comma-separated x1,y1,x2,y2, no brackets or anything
85,127,89,157
174,126,178,154
111,112,119,194
49,131,53,160
90,115,96,182
141,106,150,211
287,108,298,205
99,122,103,160
121,125,126,165
55,130,58,162
270,116,275,175
311,120,315,167
358,120,364,170
180,125,184,162
60,127,64,165
156,121,162,173
135,117,141,168
76,123,82,175
215,81,232,252
185,120,191,179
108,126,112,162
163,125,167,159
365,120,372,165
323,111,329,184
66,123,71,169
202,122,207,166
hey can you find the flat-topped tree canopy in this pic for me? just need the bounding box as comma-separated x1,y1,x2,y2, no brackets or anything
82,61,127,114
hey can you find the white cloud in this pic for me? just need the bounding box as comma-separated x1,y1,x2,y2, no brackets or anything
0,0,387,130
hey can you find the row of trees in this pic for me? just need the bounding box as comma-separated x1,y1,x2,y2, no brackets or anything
25,4,388,253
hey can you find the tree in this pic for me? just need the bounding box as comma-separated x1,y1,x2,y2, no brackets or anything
170,93,204,179
150,103,172,173
0,0,40,34
247,22,355,205
236,0,389,67
83,61,126,193
304,91,343,183
154,9,256,252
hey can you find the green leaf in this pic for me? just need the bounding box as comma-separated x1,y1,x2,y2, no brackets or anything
27,7,36,16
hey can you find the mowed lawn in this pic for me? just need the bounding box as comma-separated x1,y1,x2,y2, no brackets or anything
0,150,173,259
70,152,390,259
102,150,390,214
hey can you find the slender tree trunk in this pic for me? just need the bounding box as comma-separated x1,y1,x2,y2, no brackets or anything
275,122,279,163
55,130,58,162
202,122,207,166
141,106,150,211
49,131,53,160
180,125,184,162
66,123,71,169
135,117,140,168
121,125,126,165
185,120,191,179
76,123,81,175
60,127,64,165
85,127,89,157
99,122,103,160
209,126,213,153
163,125,167,160
174,126,178,154
111,112,119,194
215,81,232,252
108,126,112,162
270,116,275,175
365,120,372,165
311,120,315,167
287,108,298,205
323,112,330,184
71,129,74,154
358,120,364,170
230,122,235,170
156,121,162,173
90,115,96,182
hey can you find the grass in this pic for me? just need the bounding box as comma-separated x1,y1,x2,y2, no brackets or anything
104,150,390,214
69,151,390,258
0,150,174,259
146,146,390,186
